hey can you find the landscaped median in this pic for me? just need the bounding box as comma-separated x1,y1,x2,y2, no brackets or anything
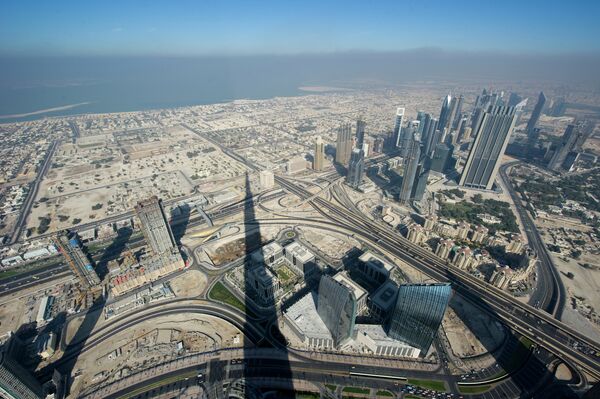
458,385,492,394
208,281,251,315
407,378,448,392
117,370,197,399
342,385,370,398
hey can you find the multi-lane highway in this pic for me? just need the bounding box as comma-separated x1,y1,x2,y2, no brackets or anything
8,140,59,244
498,162,566,318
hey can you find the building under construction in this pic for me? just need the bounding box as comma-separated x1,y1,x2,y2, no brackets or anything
55,234,100,289
134,196,176,256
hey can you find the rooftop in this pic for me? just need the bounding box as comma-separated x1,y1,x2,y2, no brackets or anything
358,251,394,272
370,279,399,311
284,241,315,263
333,271,367,301
284,292,331,340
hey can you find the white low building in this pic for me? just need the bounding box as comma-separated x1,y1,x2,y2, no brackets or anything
283,292,334,350
354,324,420,358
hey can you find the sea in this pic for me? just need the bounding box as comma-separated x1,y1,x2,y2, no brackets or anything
0,56,321,123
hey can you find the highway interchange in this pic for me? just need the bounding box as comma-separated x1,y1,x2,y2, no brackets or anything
2,128,599,398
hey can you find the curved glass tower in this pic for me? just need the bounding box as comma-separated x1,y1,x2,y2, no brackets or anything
387,283,452,354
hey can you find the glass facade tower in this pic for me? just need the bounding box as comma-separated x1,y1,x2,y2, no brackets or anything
387,283,451,354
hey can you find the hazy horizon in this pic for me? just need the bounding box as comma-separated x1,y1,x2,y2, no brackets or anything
1,49,599,121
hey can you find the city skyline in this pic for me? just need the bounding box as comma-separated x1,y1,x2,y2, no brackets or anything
1,2,599,398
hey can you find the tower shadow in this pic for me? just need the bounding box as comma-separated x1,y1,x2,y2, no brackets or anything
37,229,132,395
233,172,294,398
445,266,580,398
170,203,191,245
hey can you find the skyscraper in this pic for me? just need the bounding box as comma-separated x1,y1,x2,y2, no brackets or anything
411,164,429,202
459,105,518,190
548,121,594,172
259,170,274,189
423,117,439,157
135,196,177,255
437,94,452,135
526,91,547,139
387,283,452,354
393,107,405,147
355,118,366,147
0,335,44,399
508,92,523,107
416,111,427,135
430,143,454,173
346,147,365,189
399,120,419,158
452,95,464,130
313,136,325,171
335,123,353,166
317,275,357,347
399,132,421,204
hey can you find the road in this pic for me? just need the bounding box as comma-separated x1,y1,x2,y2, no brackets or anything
8,140,58,244
498,162,566,319
0,258,68,296
176,124,600,380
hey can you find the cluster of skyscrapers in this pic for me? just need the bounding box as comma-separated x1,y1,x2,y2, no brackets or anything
311,272,451,354
330,86,587,203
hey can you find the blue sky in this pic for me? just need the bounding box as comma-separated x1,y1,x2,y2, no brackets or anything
1,0,599,55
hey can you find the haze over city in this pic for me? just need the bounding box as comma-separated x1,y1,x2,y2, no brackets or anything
0,1,599,399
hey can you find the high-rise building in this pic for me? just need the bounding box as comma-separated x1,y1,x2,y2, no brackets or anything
399,132,421,204
259,170,274,189
548,121,594,172
387,283,452,354
364,136,374,157
347,147,365,189
430,143,454,173
459,105,517,190
416,111,427,134
313,136,325,171
0,335,44,399
56,234,100,288
393,108,405,147
373,137,385,153
452,95,464,130
437,94,453,136
335,124,353,166
135,196,177,255
317,275,357,347
423,117,439,157
356,119,366,147
526,91,547,139
508,92,522,107
411,166,429,202
399,120,419,158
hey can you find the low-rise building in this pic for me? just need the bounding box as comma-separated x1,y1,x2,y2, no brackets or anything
354,324,420,358
283,242,317,281
452,246,473,270
250,242,284,267
455,221,470,240
406,224,426,245
248,265,281,305
470,225,489,243
423,215,438,231
369,279,399,321
283,292,334,350
286,157,307,175
356,251,394,288
506,234,525,254
435,239,454,259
